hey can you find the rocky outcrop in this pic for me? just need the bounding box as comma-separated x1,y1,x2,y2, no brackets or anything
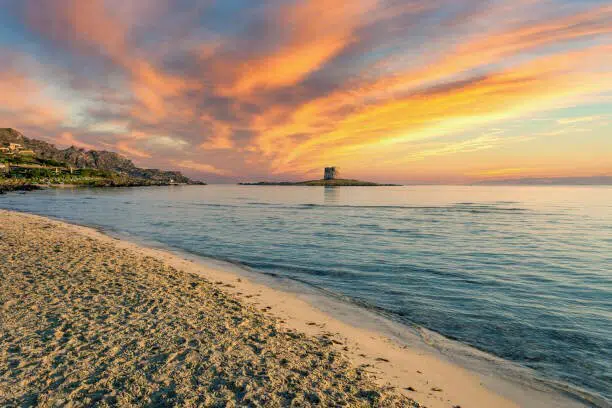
0,128,196,184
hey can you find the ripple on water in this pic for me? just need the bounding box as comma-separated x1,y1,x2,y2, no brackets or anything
1,185,611,405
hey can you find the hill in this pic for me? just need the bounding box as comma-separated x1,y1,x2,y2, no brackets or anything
0,128,198,184
1,128,205,191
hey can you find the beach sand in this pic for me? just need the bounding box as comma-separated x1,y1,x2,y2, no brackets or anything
0,210,575,407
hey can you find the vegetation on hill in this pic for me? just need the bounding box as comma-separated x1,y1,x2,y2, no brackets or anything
0,128,205,192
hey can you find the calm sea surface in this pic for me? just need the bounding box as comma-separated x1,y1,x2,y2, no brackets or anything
2,185,611,404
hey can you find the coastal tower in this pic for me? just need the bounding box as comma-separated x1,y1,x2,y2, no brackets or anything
324,167,337,180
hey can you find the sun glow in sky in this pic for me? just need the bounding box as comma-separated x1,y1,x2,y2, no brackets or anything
1,0,611,183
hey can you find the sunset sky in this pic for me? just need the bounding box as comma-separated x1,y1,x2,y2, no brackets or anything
1,0,611,183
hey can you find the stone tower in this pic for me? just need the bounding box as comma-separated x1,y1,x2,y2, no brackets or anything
324,167,337,180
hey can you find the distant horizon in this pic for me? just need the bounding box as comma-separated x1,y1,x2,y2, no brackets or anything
207,175,612,186
4,126,611,186
1,0,611,183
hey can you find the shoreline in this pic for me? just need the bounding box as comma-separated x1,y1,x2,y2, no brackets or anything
102,228,597,408
1,209,412,406
0,176,207,193
0,209,594,407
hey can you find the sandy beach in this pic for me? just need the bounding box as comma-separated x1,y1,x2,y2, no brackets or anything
0,209,583,407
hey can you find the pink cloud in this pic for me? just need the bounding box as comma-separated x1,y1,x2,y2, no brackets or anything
7,0,612,182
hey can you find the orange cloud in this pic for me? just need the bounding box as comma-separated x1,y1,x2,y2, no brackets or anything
237,3,612,174
26,0,198,124
172,160,229,176
254,44,612,174
198,116,235,150
115,141,151,159
217,0,378,95
0,68,65,128
57,132,98,150
468,167,537,178
26,0,128,58
356,4,612,99
128,60,198,122
12,0,612,181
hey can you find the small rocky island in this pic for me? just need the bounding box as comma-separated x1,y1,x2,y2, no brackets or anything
240,167,399,186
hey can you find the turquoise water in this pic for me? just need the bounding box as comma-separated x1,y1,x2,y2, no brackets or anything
1,185,611,405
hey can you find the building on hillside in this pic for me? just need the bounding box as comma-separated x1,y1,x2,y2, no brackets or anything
324,167,338,180
0,147,9,154
8,143,23,151
19,149,35,156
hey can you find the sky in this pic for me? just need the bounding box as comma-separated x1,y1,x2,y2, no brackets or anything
0,0,611,183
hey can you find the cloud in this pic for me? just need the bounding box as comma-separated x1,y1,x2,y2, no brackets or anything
115,141,151,159
24,0,199,124
146,135,189,150
257,44,612,174
218,0,379,95
3,0,611,181
172,160,229,176
469,167,537,178
0,57,66,128
556,115,604,125
56,132,98,150
198,118,234,150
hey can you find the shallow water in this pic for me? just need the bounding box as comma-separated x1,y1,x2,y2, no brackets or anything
2,185,611,405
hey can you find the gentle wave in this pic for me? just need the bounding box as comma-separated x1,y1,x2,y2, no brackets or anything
1,185,610,406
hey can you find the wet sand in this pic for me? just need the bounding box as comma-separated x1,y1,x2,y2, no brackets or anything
0,210,578,407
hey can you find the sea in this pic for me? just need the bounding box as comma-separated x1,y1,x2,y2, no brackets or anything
1,185,610,406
